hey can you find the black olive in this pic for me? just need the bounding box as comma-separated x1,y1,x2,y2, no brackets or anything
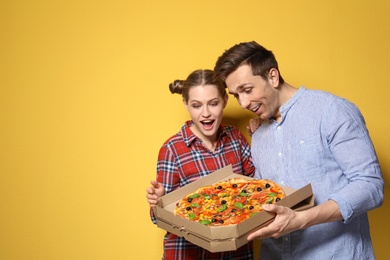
219,219,224,224
232,184,237,188
186,206,192,211
241,189,247,193
221,200,227,204
276,198,281,202
265,183,271,189
257,187,262,192
231,209,236,212
217,185,222,189
187,198,193,203
249,206,254,210
212,218,217,222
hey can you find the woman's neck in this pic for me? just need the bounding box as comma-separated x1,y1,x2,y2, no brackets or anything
190,124,218,152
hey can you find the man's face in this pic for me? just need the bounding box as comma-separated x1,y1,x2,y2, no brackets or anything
225,64,281,121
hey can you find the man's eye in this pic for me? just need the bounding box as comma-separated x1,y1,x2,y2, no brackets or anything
244,88,252,94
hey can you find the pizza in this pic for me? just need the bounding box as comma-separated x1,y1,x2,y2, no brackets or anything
174,178,285,226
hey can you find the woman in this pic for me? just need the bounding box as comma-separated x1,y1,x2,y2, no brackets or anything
146,69,255,260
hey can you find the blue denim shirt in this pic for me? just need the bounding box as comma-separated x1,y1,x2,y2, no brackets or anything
251,87,383,259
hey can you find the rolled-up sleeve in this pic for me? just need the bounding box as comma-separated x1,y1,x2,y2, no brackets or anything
325,98,383,222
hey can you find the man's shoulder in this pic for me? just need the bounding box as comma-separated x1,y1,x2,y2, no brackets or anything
300,88,347,108
303,88,355,109
303,88,338,99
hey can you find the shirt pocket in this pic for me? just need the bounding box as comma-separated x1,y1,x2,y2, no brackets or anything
289,136,325,181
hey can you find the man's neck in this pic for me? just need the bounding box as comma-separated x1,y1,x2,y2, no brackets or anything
279,83,298,105
273,83,298,122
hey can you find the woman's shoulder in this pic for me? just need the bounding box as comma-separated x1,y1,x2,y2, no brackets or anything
161,131,184,146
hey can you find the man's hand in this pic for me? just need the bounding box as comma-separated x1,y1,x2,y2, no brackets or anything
146,180,166,207
246,118,263,136
247,200,342,241
247,204,303,240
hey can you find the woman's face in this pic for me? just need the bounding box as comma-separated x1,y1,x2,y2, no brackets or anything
185,84,227,141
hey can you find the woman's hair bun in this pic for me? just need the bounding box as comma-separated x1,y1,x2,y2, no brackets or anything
169,79,184,94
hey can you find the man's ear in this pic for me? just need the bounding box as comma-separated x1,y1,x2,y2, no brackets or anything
268,68,280,87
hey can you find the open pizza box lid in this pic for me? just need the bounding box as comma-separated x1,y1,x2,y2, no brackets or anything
154,165,314,253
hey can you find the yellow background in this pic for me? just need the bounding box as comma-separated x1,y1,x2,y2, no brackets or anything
1,0,389,259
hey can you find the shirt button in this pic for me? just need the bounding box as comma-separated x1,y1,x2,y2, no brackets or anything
285,237,289,241
277,126,281,130
278,152,282,157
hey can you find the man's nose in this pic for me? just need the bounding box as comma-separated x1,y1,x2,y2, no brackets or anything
238,97,250,109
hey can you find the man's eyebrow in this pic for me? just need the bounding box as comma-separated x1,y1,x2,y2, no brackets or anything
228,84,247,95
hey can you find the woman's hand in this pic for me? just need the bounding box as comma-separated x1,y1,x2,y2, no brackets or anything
146,180,165,207
246,118,263,136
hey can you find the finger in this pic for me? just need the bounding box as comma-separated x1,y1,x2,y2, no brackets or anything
247,229,261,241
249,120,258,132
152,180,164,191
246,125,253,137
150,179,159,187
261,203,279,213
148,200,158,207
247,206,280,240
147,195,159,206
250,123,257,133
146,186,155,195
147,197,157,203
146,193,158,200
247,225,273,241
249,118,263,133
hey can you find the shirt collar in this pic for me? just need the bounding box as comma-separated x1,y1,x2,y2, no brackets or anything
181,120,227,147
277,86,307,124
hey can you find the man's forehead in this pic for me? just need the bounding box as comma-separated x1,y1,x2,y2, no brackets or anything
226,64,253,81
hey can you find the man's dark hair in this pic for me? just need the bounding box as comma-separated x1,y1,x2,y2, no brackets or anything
214,41,284,85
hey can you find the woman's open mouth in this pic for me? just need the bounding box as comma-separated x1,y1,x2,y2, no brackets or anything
201,120,215,130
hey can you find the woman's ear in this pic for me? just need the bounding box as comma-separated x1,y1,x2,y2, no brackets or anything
223,94,229,108
268,68,280,87
183,99,189,111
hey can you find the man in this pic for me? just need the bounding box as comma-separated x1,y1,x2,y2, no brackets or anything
213,41,384,259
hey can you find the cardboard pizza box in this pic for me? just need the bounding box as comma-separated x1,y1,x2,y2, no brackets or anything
154,165,314,253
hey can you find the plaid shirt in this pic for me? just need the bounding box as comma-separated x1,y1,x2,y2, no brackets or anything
151,121,255,260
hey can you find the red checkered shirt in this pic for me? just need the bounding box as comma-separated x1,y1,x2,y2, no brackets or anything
151,121,255,260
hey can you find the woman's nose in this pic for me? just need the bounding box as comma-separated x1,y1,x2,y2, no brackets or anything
202,107,211,117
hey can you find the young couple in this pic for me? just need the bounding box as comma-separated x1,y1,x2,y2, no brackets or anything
146,41,384,260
